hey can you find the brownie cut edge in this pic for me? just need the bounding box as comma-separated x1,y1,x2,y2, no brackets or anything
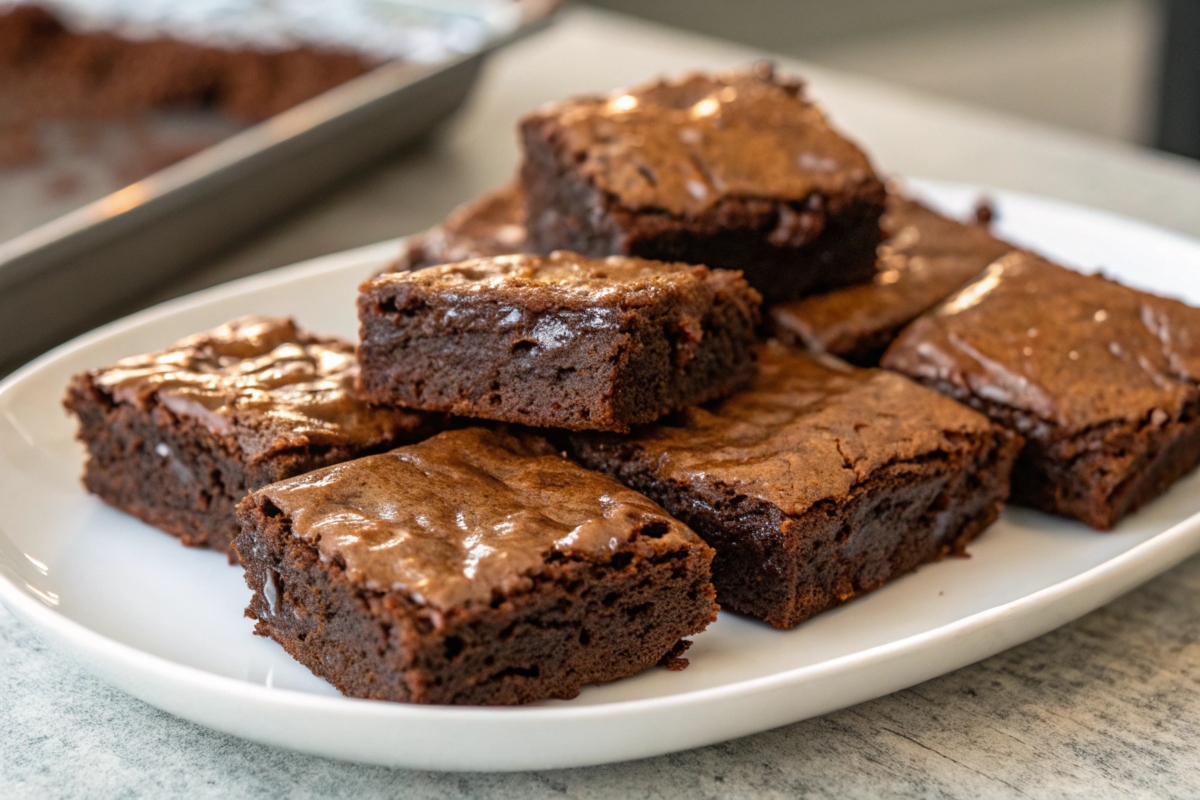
769,192,1015,365
234,427,718,705
518,65,887,304
569,342,1022,629
356,251,761,432
63,316,440,557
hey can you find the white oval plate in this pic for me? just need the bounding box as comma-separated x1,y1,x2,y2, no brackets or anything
3,180,1200,772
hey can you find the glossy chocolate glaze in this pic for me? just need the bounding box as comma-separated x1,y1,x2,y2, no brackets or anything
256,428,699,609
526,66,879,219
393,184,528,272
770,194,1015,359
91,316,426,459
593,342,996,516
882,252,1200,433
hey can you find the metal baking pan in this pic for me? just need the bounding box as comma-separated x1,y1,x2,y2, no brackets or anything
0,0,558,375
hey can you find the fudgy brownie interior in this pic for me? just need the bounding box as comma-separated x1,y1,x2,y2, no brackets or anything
570,342,1021,628
357,251,761,431
236,427,718,704
65,316,439,556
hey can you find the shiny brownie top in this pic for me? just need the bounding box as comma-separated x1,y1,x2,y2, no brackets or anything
770,194,1014,356
882,252,1200,433
520,66,881,217
84,316,429,459
581,342,1001,517
365,251,762,310
253,427,706,609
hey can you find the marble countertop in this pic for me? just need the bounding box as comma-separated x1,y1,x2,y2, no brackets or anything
6,8,1200,797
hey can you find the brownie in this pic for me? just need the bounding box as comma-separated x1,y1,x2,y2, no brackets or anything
882,252,1200,530
569,341,1021,629
389,183,528,273
770,193,1015,364
357,251,762,432
0,4,373,165
234,427,718,705
518,64,887,304
64,316,440,556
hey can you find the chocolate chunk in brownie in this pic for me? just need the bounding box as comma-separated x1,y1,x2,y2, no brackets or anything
770,193,1015,364
64,316,441,557
389,183,528,273
357,251,762,432
518,65,887,304
882,252,1200,530
234,427,718,705
569,341,1021,629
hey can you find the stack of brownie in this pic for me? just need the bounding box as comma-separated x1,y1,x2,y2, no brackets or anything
65,65,1200,706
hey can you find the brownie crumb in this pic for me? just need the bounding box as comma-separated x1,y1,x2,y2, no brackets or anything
974,198,997,226
658,639,693,671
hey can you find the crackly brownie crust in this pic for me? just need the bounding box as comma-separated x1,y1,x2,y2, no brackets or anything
569,342,1021,629
518,65,886,304
234,428,717,705
770,193,1014,364
357,252,761,432
882,252,1200,529
64,316,440,556
388,183,528,273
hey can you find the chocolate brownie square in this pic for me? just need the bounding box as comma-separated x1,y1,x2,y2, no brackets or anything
569,341,1021,629
882,252,1200,530
234,427,718,705
64,316,440,556
518,65,887,304
356,251,761,431
770,193,1014,364
389,183,528,273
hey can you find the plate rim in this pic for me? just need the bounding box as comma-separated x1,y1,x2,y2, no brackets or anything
4,179,1200,768
4,496,1200,721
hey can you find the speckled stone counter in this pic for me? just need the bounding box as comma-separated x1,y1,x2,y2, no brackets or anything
5,556,1200,797
6,8,1200,797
